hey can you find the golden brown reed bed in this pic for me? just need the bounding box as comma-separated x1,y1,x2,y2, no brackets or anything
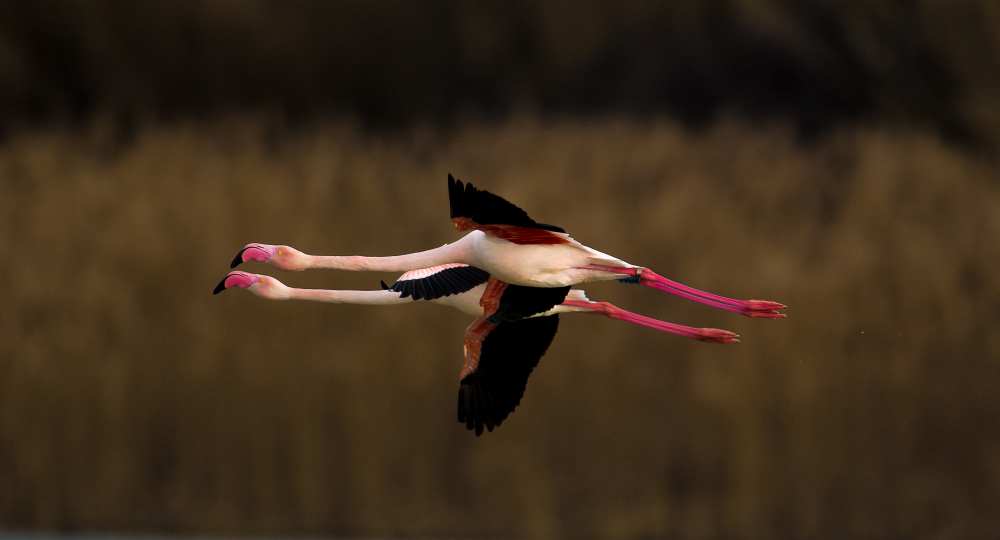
1,116,999,537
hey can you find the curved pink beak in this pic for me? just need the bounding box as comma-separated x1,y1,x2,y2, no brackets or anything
212,271,259,295
230,244,276,268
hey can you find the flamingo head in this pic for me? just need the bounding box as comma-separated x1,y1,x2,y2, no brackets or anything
212,271,291,300
230,244,309,270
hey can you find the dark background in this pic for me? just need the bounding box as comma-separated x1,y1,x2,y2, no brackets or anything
2,1,999,538
3,1,999,142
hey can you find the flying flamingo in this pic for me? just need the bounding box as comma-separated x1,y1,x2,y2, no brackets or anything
213,264,740,435
229,175,786,319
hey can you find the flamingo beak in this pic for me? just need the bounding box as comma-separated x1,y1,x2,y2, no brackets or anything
212,271,259,294
230,244,276,268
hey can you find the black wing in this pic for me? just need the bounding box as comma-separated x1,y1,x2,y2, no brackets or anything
381,265,490,301
457,315,560,436
448,174,565,232
490,284,571,323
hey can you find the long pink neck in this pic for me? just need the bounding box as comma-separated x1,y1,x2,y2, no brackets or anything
304,233,475,272
288,288,414,306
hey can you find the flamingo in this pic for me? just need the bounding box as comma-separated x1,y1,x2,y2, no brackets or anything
229,175,786,319
213,264,740,435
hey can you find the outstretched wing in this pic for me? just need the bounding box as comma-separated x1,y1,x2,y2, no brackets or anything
381,264,490,301
458,315,560,436
448,174,569,244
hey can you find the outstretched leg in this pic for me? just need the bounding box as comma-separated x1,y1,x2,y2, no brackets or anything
579,264,786,319
561,297,740,344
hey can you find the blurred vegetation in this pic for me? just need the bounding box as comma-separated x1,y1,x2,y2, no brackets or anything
4,1,1000,538
2,116,999,537
1,0,1000,145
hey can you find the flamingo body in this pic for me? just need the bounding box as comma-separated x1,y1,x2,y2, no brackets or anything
470,231,629,287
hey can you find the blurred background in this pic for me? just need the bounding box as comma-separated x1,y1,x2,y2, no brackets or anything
2,1,999,538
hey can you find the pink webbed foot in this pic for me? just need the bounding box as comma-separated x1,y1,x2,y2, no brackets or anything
212,271,259,294
742,300,788,318
230,244,277,268
695,328,741,344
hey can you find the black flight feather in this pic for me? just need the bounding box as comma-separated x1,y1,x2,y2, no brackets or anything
490,284,571,323
386,265,489,301
457,315,560,437
448,174,565,232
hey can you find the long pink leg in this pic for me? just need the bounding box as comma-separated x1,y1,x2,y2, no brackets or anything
580,264,786,319
563,299,740,344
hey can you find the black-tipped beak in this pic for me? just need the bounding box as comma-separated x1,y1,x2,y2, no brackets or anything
212,276,228,295
230,248,246,268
